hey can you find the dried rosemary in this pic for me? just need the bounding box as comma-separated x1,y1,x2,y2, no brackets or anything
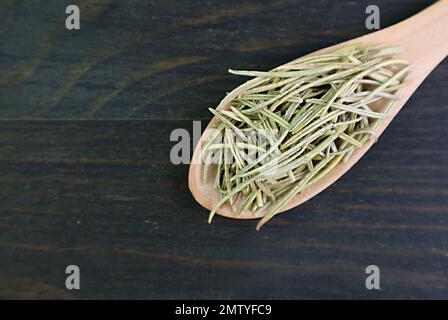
202,44,410,229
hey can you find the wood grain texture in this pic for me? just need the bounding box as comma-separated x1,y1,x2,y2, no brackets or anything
0,0,436,120
0,0,447,299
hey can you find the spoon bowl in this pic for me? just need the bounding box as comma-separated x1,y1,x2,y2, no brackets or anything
189,0,448,222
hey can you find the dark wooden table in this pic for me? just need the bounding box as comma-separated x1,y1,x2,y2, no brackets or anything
0,0,447,299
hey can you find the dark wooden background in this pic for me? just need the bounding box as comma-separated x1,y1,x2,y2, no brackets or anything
1,0,447,299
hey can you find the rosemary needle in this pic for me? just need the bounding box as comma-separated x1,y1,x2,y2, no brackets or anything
202,44,410,229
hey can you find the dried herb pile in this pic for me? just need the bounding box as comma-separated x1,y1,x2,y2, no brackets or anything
202,44,410,229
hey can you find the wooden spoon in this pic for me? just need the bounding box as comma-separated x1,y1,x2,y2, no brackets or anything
189,0,448,221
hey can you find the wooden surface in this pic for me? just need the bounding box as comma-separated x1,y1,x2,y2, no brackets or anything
0,0,447,299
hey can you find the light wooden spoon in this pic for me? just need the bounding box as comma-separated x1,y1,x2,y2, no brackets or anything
189,0,448,222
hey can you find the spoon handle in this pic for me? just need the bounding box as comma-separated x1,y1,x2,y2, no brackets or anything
376,0,448,75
